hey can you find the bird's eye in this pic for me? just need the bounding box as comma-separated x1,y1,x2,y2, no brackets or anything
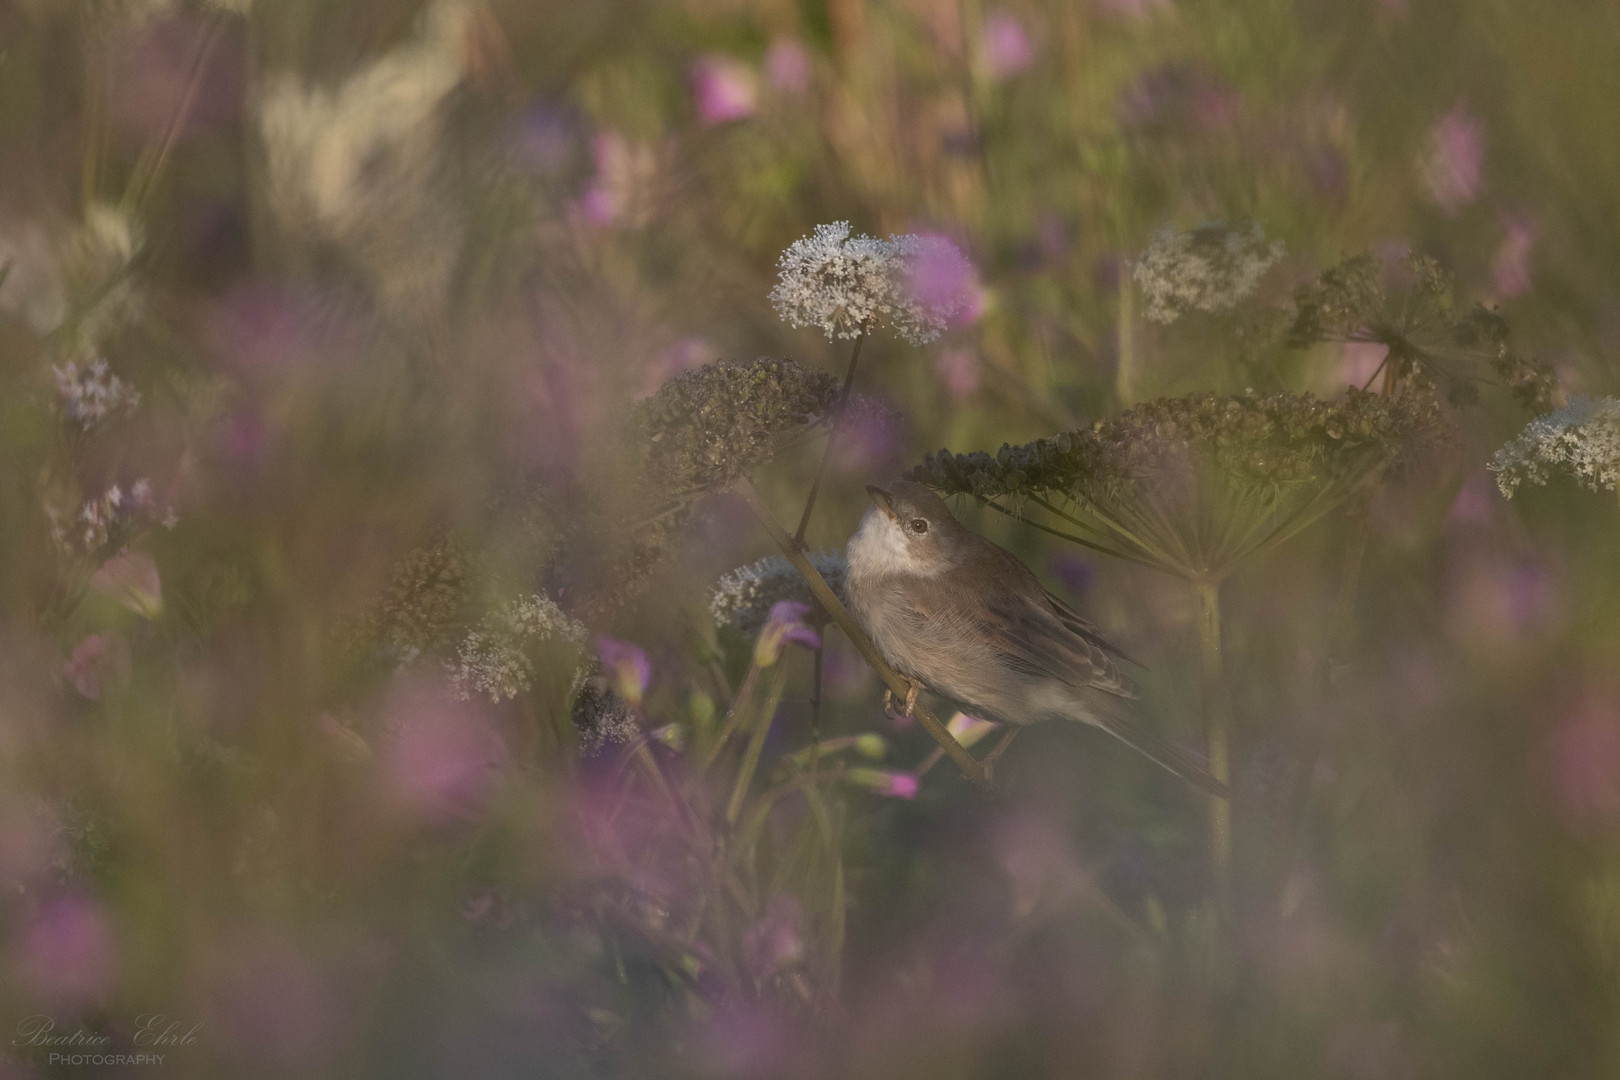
909,518,929,534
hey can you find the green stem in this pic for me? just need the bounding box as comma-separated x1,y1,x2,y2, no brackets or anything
738,480,991,790
795,332,867,544
1116,259,1139,405
726,662,791,824
1196,577,1232,914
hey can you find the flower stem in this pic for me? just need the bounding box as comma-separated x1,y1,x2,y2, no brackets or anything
1196,576,1232,913
726,661,791,825
794,332,867,545
739,480,991,790
1116,261,1140,406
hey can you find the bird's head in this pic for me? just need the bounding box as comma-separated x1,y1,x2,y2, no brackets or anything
851,479,970,577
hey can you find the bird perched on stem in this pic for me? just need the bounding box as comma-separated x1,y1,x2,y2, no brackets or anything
845,480,1226,797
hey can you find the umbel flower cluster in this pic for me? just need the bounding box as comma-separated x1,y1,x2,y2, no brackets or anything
1133,222,1283,324
571,681,640,755
1289,251,1556,410
54,359,140,430
912,389,1444,580
1489,396,1620,498
636,357,843,497
769,221,970,344
711,551,849,635
448,592,587,703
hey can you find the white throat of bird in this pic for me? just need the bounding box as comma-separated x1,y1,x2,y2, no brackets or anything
847,505,945,579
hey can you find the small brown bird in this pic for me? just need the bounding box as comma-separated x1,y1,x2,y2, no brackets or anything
846,480,1226,796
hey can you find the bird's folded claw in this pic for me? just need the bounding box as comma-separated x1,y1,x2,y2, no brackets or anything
883,681,922,723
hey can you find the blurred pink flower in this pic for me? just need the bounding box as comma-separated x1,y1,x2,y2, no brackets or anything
831,401,907,476
765,39,812,94
754,601,821,667
995,813,1087,920
577,183,618,227
1548,699,1620,828
637,337,717,399
110,17,243,145
64,633,131,701
0,803,62,891
944,712,998,750
1340,341,1390,388
90,550,163,619
981,11,1034,79
1422,108,1485,214
1492,219,1537,298
691,55,758,125
905,234,981,329
700,1002,804,1077
1445,473,1497,528
934,346,980,399
596,637,651,705
18,893,115,1005
202,935,347,1070
379,676,508,819
575,132,656,228
1048,552,1095,596
743,894,805,980
1446,549,1561,649
1118,62,1239,132
846,768,919,798
206,284,330,374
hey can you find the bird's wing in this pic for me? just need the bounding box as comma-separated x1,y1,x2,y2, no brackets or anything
982,585,1138,699
903,542,1137,700
1042,589,1141,667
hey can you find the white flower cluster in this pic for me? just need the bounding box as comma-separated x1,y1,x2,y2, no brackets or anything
1132,222,1283,324
55,359,140,430
572,683,641,755
711,550,847,635
46,479,176,554
769,222,969,345
1488,395,1620,498
448,592,586,703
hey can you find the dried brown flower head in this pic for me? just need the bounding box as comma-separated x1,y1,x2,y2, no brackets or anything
912,389,1445,580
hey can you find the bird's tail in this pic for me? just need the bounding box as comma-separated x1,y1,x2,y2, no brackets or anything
1089,708,1230,800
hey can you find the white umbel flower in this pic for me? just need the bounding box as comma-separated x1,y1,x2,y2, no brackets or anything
1133,222,1283,324
448,592,586,703
1488,396,1620,498
769,222,970,345
711,550,847,634
55,359,140,429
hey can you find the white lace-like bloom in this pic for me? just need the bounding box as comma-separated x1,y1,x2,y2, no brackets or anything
1133,222,1283,324
259,0,471,309
572,683,641,755
769,222,970,345
55,359,140,429
711,550,847,634
46,478,173,555
448,592,586,703
1488,396,1620,498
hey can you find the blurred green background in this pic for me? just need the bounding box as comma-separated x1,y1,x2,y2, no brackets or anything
2,0,1619,1076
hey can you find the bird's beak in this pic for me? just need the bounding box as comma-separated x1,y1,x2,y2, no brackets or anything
865,485,898,521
